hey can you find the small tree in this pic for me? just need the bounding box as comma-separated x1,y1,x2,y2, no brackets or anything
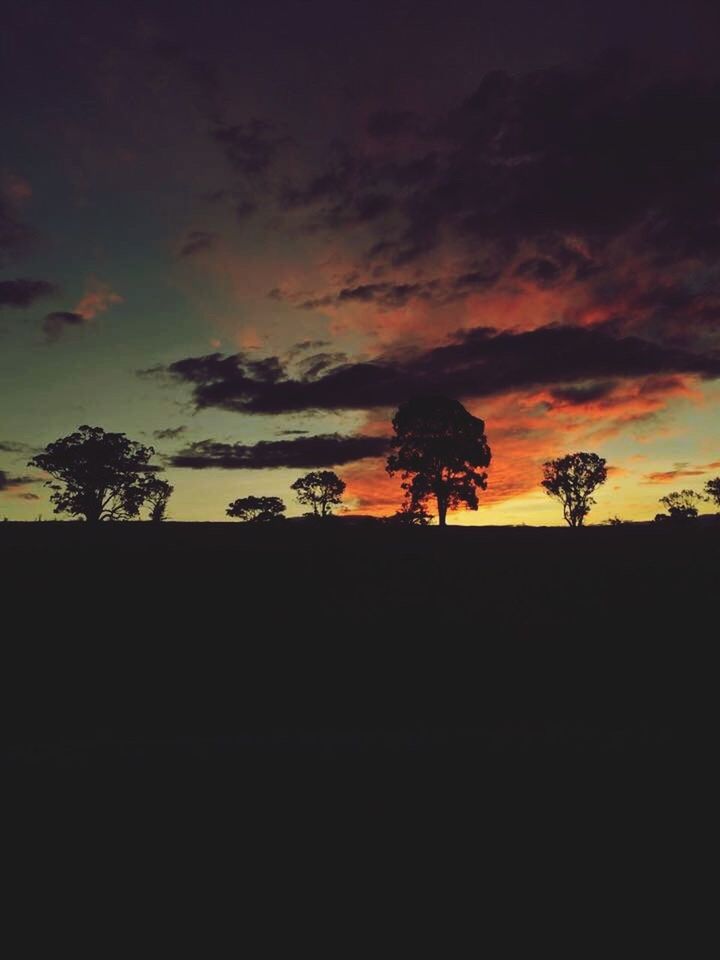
227,495,286,522
144,477,174,521
541,452,608,527
658,489,704,521
386,396,491,527
705,477,720,508
28,425,161,522
291,471,345,518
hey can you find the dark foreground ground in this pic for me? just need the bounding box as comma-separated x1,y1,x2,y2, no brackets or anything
2,519,714,887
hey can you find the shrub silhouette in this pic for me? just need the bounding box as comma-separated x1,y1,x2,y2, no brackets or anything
386,500,433,526
658,489,704,521
226,496,286,522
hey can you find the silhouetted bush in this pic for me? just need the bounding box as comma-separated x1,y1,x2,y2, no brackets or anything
227,495,286,522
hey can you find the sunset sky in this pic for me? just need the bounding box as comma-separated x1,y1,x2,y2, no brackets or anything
2,0,719,523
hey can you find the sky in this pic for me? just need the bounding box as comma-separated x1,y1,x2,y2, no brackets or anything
1,0,719,523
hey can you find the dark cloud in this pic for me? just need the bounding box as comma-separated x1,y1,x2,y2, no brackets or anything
297,352,348,379
179,231,218,257
155,323,720,416
170,434,390,470
42,311,84,342
235,199,257,220
366,110,420,139
153,425,187,440
0,279,57,308
272,56,720,311
0,470,37,492
513,258,563,288
549,382,618,405
292,339,331,351
0,440,34,454
211,119,288,177
298,270,500,311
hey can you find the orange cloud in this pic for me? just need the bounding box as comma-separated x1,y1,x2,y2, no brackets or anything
75,279,123,320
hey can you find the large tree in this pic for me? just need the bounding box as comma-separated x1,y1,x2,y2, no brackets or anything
291,471,345,518
226,495,286,522
541,452,608,527
28,425,161,522
386,396,491,527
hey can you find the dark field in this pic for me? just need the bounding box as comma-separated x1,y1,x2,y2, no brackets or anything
3,519,713,853
4,518,714,745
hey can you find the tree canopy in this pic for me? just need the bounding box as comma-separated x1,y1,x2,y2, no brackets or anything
144,477,174,521
541,451,608,527
386,396,491,527
226,495,286,522
28,425,162,522
290,471,345,518
705,477,720,508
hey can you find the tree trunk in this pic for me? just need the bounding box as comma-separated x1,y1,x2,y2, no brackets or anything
437,496,448,527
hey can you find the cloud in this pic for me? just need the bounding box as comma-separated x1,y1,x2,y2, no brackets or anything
42,311,85,341
211,119,288,177
0,279,57,308
297,269,502,311
179,231,218,257
251,56,720,350
0,440,35,455
0,470,37,493
170,434,390,470
643,461,720,484
366,110,420,139
42,280,123,341
74,280,123,320
153,425,188,440
156,323,720,416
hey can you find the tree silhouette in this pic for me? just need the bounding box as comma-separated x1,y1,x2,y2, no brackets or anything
658,489,703,521
386,396,491,527
387,500,433,525
28,425,161,522
705,477,720,508
226,495,286,522
291,471,345,518
541,452,608,527
144,477,174,521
